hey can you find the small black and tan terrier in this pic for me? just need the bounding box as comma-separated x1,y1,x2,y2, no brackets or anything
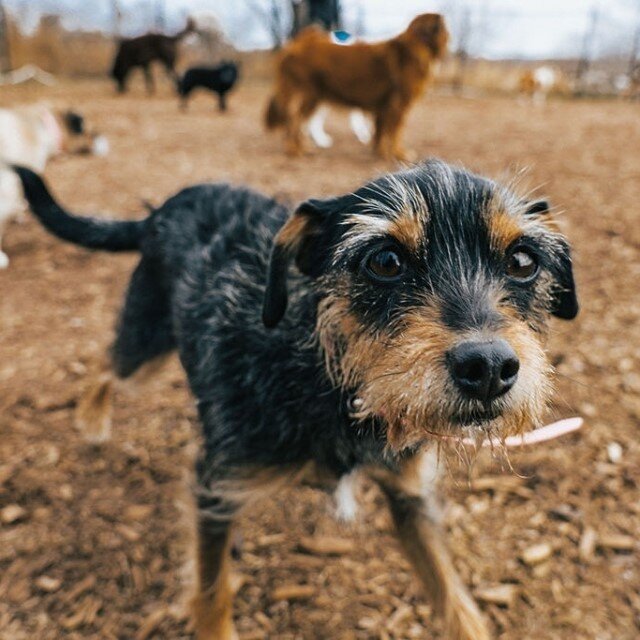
14,160,578,640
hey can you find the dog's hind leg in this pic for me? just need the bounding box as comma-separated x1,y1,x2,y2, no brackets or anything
307,106,333,148
374,102,411,161
75,259,175,443
350,110,372,145
217,91,227,112
286,94,318,156
371,453,491,640
143,64,155,95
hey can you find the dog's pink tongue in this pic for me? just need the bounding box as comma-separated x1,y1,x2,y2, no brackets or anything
464,417,584,448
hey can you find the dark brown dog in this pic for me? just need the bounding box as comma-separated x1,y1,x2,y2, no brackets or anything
265,14,448,159
111,18,195,94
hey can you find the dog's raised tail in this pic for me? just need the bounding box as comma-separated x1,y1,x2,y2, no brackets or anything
13,166,144,252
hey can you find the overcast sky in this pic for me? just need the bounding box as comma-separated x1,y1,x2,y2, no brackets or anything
6,0,640,59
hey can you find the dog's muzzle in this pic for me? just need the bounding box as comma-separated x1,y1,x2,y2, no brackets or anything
447,339,519,403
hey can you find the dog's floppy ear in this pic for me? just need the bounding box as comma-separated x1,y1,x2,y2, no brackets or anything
549,240,578,320
263,198,339,328
524,199,578,319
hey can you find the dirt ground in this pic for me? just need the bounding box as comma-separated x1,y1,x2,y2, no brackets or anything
0,77,639,640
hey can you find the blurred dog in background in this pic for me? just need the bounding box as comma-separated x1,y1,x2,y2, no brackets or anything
265,14,448,159
306,105,372,148
0,104,108,268
178,61,240,111
519,66,560,104
111,18,196,94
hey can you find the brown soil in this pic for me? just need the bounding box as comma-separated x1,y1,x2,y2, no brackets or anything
0,78,638,640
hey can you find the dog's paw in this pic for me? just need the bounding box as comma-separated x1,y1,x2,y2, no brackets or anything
75,375,113,443
313,133,333,148
0,251,9,269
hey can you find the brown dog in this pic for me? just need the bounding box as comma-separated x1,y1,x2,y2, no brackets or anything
265,14,448,160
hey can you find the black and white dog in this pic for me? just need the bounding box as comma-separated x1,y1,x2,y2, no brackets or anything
177,61,239,111
12,160,578,640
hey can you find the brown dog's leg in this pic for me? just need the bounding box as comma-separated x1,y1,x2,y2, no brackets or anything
371,456,491,640
193,507,237,640
284,95,305,157
374,102,412,161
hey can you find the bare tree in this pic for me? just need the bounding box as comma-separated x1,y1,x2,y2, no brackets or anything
291,0,341,37
452,5,471,94
111,0,122,39
575,6,600,93
628,12,640,76
154,0,166,32
0,0,11,72
246,0,290,50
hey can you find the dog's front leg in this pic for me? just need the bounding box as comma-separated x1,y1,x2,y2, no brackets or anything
371,457,491,640
192,493,238,640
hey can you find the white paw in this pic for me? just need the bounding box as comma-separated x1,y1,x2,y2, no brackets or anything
0,251,9,269
315,133,334,148
350,111,373,145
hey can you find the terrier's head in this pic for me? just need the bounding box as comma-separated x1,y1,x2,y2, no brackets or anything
264,160,578,450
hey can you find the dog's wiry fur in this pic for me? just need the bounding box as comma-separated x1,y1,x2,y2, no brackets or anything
265,14,449,159
14,160,578,640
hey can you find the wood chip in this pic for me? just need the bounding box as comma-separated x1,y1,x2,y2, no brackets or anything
271,584,316,601
472,476,525,491
125,505,154,520
474,584,518,607
357,616,378,630
386,604,413,630
579,527,597,562
521,542,553,566
35,576,62,592
61,575,97,604
116,523,141,542
606,442,623,464
60,596,102,629
0,464,16,487
136,608,169,640
255,533,287,548
1,504,27,524
598,534,635,551
471,476,533,498
298,535,354,556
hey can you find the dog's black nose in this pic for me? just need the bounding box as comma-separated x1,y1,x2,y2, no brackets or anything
448,340,519,402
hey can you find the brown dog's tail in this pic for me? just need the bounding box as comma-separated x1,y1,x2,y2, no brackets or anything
265,93,287,130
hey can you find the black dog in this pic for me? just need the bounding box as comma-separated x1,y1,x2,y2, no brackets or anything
178,61,239,111
14,161,577,640
111,19,195,94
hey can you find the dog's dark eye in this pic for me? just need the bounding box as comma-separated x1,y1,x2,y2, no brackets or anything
506,248,538,281
366,249,404,281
